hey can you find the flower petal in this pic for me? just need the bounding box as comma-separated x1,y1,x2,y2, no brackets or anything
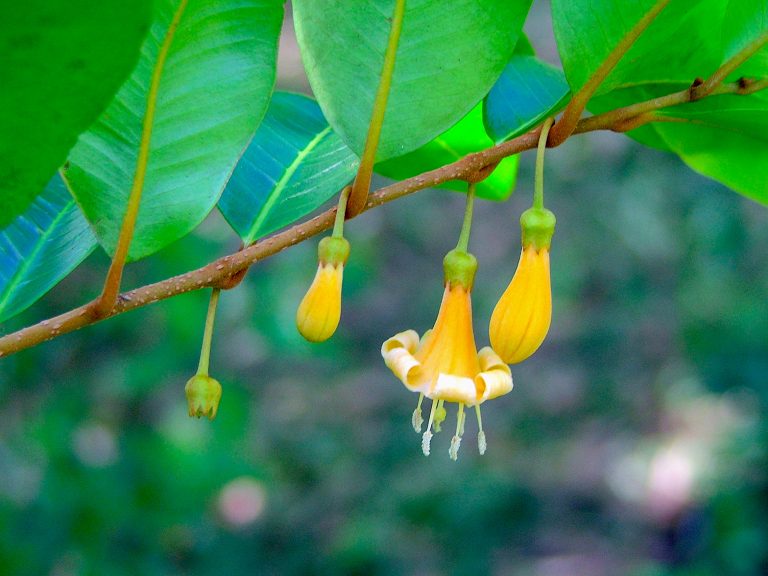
431,373,479,405
475,346,513,402
381,330,429,393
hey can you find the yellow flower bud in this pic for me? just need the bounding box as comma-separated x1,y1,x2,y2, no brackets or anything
296,237,349,343
185,374,222,420
296,262,344,342
489,245,552,364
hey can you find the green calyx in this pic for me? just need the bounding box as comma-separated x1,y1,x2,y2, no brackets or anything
443,249,478,290
185,374,222,420
520,207,556,250
318,236,351,266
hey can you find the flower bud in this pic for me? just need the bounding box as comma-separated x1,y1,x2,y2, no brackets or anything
489,244,552,364
185,374,222,420
296,236,350,342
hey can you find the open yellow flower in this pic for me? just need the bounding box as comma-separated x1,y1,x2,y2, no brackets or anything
296,236,350,343
490,207,554,364
382,249,512,459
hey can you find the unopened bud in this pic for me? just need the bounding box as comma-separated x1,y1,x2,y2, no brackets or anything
185,374,222,420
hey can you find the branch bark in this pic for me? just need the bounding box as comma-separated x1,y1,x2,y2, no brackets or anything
1,79,767,358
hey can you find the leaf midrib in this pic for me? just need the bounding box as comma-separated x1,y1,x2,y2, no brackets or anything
0,200,76,318
243,125,333,244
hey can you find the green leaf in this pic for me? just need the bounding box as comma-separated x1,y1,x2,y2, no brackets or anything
375,104,519,201
219,93,359,244
654,93,768,203
65,0,284,261
592,85,768,203
293,0,532,162
0,174,96,323
723,0,768,77
552,0,727,96
483,55,570,143
0,0,152,227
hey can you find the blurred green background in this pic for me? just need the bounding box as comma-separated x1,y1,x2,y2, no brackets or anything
2,3,768,575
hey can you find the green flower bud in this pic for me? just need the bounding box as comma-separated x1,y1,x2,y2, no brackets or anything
185,374,222,420
443,249,478,290
520,207,556,251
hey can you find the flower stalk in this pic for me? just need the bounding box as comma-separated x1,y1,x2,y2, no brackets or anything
186,288,223,420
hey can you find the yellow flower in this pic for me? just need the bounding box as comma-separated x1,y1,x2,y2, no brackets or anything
296,236,350,343
382,249,512,459
490,207,554,364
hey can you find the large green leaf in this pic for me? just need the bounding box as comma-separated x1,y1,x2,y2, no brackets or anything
552,0,727,96
293,0,532,162
592,85,768,203
65,0,284,261
483,54,570,143
219,93,359,244
0,0,151,227
0,174,96,323
375,103,519,201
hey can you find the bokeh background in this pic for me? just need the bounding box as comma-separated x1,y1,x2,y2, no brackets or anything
2,3,768,575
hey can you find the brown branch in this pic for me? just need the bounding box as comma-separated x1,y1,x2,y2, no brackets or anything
574,78,768,134
691,29,768,100
2,78,767,357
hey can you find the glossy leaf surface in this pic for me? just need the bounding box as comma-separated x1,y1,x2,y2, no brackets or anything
0,175,96,323
219,93,359,244
375,104,519,201
293,0,532,161
65,0,284,260
551,0,727,96
592,85,768,204
0,0,151,227
484,55,570,143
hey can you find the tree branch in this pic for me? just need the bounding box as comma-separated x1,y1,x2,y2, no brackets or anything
574,77,768,134
1,79,767,358
691,29,768,100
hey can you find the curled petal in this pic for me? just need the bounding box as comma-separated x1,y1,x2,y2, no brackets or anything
381,330,429,393
475,346,513,403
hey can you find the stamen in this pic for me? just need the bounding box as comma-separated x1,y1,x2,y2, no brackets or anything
433,399,446,432
475,405,486,455
422,399,439,456
449,404,466,461
412,394,424,433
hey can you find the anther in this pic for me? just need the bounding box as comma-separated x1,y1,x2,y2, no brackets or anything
475,405,486,455
449,404,466,461
412,394,424,433
422,399,439,456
